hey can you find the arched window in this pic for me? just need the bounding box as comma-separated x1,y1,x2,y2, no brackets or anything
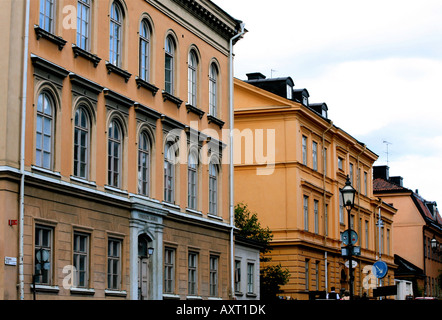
39,0,55,33
108,119,122,188
164,36,175,94
36,91,54,170
74,106,90,179
188,152,198,210
139,19,151,82
138,132,150,196
187,50,198,106
209,162,218,215
77,0,91,51
164,143,175,203
110,1,123,67
209,63,218,116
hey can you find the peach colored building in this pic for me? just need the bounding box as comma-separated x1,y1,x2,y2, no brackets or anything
233,73,396,300
374,166,442,298
0,0,244,300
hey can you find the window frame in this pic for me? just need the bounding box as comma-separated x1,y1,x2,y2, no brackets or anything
139,19,151,82
34,225,54,285
109,1,123,67
303,195,309,231
164,36,175,95
107,238,122,290
108,119,122,188
302,135,307,165
39,0,55,33
138,131,150,196
73,232,90,288
247,263,254,294
188,252,198,296
164,248,175,294
73,106,90,180
77,0,91,51
208,162,218,215
164,143,176,203
209,63,218,117
187,152,198,210
187,50,198,107
36,91,55,170
209,255,219,297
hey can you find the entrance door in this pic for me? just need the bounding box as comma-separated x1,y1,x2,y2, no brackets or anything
138,235,151,300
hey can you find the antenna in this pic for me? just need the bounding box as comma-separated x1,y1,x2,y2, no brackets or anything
270,69,277,78
383,140,392,166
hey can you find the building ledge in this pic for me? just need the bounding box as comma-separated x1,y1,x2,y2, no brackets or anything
162,91,183,108
186,103,205,119
104,289,127,297
34,25,67,50
105,61,132,83
70,287,96,296
135,77,159,96
207,115,225,128
72,44,101,67
31,284,60,294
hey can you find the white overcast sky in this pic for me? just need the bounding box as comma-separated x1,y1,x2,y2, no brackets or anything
213,0,442,206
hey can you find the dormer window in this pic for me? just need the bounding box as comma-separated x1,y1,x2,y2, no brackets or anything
303,95,308,106
287,85,293,100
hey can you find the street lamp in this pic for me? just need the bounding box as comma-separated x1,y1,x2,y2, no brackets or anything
340,175,356,300
431,236,437,252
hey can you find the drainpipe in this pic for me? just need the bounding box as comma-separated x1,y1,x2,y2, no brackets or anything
321,121,332,291
229,22,245,299
19,0,31,300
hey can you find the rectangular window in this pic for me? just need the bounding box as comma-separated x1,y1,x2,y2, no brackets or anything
34,225,53,285
209,256,218,297
73,232,89,288
350,163,354,184
234,260,241,293
302,136,307,165
305,259,310,290
387,229,390,256
164,248,175,294
39,0,55,33
304,196,309,231
323,148,327,176
188,252,198,295
314,200,319,234
77,0,91,51
312,141,318,171
365,220,369,249
247,263,254,294
338,157,343,170
107,238,121,290
364,171,368,196
315,261,320,290
325,204,328,236
339,195,344,224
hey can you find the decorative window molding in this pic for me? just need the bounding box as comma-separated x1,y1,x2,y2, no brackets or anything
72,44,101,67
34,25,67,51
162,91,183,108
135,77,159,96
105,61,132,83
207,115,225,129
186,103,205,119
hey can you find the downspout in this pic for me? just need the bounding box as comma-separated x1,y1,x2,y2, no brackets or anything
229,22,245,299
321,121,332,291
19,0,31,300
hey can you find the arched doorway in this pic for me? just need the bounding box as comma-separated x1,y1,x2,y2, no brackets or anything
138,234,153,300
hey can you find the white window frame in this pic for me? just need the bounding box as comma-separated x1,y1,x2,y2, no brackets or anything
36,91,54,170
304,196,309,231
164,143,175,203
39,0,55,33
209,163,218,215
74,106,89,179
187,51,198,106
107,238,121,290
34,225,53,285
138,132,150,196
109,1,122,67
209,64,218,117
77,0,91,51
108,120,122,188
139,19,151,82
188,153,198,210
73,232,90,288
164,36,175,94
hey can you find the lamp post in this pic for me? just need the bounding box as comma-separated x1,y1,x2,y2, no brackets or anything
340,175,356,300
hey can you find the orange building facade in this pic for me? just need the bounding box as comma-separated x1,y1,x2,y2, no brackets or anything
0,0,244,300
374,166,442,298
233,74,396,300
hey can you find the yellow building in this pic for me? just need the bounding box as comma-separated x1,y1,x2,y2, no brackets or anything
233,73,396,300
0,0,244,300
374,166,442,298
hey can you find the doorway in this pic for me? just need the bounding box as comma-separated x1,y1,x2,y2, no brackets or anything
138,234,152,300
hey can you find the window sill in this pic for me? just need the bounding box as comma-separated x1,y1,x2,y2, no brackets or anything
135,77,159,96
104,289,127,297
72,44,101,67
70,176,97,187
105,185,128,196
34,25,66,51
186,103,205,119
162,91,183,108
31,165,61,179
163,293,180,300
207,115,225,129
70,287,95,296
246,293,257,298
186,295,203,300
208,213,223,221
31,284,60,294
105,61,132,83
186,208,203,216
162,201,181,210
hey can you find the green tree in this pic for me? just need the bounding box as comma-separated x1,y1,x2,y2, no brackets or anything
235,202,290,299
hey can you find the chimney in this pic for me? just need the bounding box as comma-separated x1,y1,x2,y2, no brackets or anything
246,72,266,81
389,176,403,187
373,165,389,181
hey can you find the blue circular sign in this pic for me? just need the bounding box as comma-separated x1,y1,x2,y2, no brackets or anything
372,260,388,279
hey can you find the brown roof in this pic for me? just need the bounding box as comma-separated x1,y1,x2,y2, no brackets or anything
373,178,408,192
